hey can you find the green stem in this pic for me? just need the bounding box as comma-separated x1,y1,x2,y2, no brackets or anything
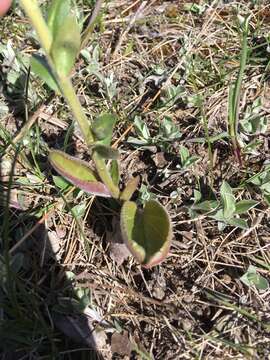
232,28,248,135
60,76,94,145
20,0,119,197
92,152,119,198
20,0,52,54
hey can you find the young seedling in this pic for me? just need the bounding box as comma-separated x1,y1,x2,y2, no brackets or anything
127,116,181,151
190,181,258,230
19,0,172,267
245,165,270,205
240,265,269,292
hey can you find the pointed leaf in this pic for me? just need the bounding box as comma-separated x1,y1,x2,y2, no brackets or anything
120,176,140,201
235,200,258,214
49,150,111,197
50,15,81,76
47,0,71,37
192,200,219,212
220,181,235,219
92,113,117,145
227,217,248,230
31,54,59,92
92,144,119,160
120,200,172,267
53,175,70,191
240,265,269,291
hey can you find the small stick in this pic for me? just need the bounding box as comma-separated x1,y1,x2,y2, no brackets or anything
81,0,103,50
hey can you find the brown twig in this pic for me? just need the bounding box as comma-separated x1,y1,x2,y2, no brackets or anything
81,0,103,50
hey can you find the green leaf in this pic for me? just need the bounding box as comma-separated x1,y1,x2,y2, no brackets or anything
92,144,119,160
183,156,200,168
110,160,120,187
71,203,86,219
240,265,269,291
31,54,59,92
49,150,111,197
220,181,235,219
92,113,117,145
47,0,71,37
120,200,172,267
53,175,70,191
50,15,81,76
227,217,248,230
120,176,140,201
235,200,258,214
192,200,219,212
179,146,189,164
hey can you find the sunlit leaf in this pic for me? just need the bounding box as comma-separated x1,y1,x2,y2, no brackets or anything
120,200,172,267
49,150,111,197
234,200,258,214
227,217,248,230
71,203,86,219
52,175,70,191
220,181,235,219
50,15,81,76
120,176,140,201
240,265,269,291
47,0,71,37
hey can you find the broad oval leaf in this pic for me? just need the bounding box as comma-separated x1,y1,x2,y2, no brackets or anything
120,200,172,267
49,150,111,197
92,113,117,145
31,54,59,92
50,15,81,76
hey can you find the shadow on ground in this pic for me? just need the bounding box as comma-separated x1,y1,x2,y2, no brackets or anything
0,152,107,359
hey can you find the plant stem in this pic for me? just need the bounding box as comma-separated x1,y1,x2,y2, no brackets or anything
19,0,119,197
228,20,249,166
232,28,248,135
92,152,119,198
20,0,94,146
60,76,94,145
20,0,52,54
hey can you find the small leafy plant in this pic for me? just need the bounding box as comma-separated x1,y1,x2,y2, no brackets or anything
178,146,199,169
190,181,258,230
245,165,270,205
127,116,181,151
19,0,172,267
240,265,269,292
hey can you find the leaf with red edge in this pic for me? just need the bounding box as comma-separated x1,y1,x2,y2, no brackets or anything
49,150,111,197
120,200,172,267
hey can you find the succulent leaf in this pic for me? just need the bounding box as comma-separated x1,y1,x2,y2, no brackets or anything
49,150,111,197
120,200,172,267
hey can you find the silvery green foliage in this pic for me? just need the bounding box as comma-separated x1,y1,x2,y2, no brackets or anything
81,45,118,101
0,41,39,112
189,181,258,230
240,98,267,135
